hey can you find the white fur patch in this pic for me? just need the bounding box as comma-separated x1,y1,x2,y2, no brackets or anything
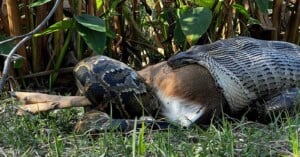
156,90,205,127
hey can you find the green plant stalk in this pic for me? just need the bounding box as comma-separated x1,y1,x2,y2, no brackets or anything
229,125,235,156
30,4,39,72
76,33,82,60
50,29,74,87
122,5,148,42
291,132,299,157
138,122,145,156
132,118,137,157
31,39,38,72
52,30,63,70
221,117,235,156
287,116,299,156
104,8,112,56
47,131,54,155
75,0,82,60
167,127,171,156
54,136,63,156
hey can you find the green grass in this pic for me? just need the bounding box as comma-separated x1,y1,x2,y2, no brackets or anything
0,97,299,156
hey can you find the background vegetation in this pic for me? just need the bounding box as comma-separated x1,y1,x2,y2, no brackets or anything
0,0,299,156
0,0,299,91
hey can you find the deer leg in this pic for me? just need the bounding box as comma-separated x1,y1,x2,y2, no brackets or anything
11,92,92,115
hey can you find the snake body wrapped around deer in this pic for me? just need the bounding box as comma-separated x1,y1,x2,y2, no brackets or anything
71,37,300,132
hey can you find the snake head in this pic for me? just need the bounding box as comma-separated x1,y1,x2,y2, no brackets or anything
168,39,228,68
167,48,202,68
74,55,157,118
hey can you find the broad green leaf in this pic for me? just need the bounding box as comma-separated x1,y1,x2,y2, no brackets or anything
255,0,268,14
0,36,14,55
111,0,124,10
29,0,51,8
106,28,116,39
74,14,106,32
96,0,103,10
34,20,74,37
190,0,216,8
248,17,261,24
0,36,24,68
173,21,186,45
233,3,250,19
76,23,106,54
177,7,212,45
13,58,24,69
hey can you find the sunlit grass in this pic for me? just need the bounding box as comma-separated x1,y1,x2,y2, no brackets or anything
0,97,299,156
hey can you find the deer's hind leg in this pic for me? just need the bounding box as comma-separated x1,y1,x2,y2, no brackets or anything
11,92,92,115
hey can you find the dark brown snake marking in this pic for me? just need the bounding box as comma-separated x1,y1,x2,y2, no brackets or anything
74,55,160,119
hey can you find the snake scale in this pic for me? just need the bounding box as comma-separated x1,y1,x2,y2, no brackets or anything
168,37,300,112
74,37,300,132
74,55,160,119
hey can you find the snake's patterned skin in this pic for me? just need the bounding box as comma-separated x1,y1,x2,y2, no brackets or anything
168,37,300,112
74,56,160,119
74,111,170,133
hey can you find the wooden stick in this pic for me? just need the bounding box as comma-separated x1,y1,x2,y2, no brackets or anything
12,92,92,115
